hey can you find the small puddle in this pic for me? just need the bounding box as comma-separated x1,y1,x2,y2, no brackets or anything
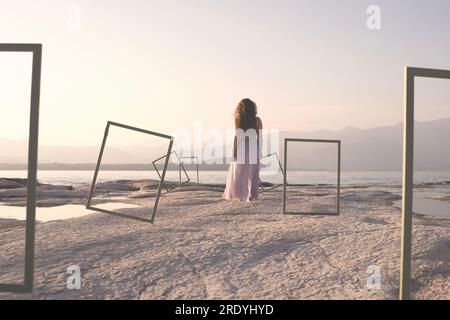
393,197,450,219
0,203,141,222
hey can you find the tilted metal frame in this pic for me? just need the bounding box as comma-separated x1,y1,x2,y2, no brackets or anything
259,152,284,192
282,138,341,216
179,156,199,183
400,67,450,300
0,44,42,293
152,151,190,193
86,121,173,224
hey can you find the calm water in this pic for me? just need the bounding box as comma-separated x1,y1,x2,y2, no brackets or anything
2,170,450,187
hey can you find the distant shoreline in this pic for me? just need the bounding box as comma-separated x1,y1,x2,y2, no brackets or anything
0,163,339,171
2,164,450,172
3,164,450,172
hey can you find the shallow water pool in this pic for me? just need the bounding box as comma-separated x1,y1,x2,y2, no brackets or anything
0,203,141,222
393,197,450,219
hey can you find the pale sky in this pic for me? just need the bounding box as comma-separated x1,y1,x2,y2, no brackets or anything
1,0,450,146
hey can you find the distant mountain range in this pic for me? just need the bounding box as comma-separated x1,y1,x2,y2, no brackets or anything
277,117,450,170
1,117,450,170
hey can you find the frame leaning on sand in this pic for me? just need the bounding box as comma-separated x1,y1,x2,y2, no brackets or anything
152,150,190,193
259,152,284,192
400,66,450,300
179,156,200,184
86,121,173,224
0,43,42,293
282,138,341,216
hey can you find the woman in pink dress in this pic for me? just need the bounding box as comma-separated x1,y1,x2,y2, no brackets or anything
223,98,263,202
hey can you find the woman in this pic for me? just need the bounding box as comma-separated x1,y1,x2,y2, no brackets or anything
223,98,263,202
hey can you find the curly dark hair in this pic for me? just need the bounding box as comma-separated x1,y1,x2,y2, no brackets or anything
234,98,257,131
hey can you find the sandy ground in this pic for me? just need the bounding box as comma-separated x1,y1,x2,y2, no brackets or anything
0,180,448,300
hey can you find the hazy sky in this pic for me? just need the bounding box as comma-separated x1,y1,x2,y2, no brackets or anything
1,0,450,146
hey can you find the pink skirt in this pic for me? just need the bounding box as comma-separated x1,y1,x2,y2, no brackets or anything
223,162,260,202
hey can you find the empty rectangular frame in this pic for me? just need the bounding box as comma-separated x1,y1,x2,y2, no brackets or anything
282,138,341,215
86,121,173,223
0,44,42,293
400,67,450,300
179,156,199,184
259,152,284,192
152,151,190,193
